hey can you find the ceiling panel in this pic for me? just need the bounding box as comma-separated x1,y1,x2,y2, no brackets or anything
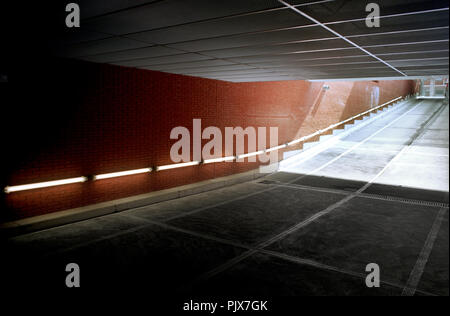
83,0,290,35
247,63,389,73
217,75,305,82
57,37,150,57
78,0,159,20
390,58,449,67
148,59,236,71
208,73,306,80
114,53,211,67
172,64,259,74
227,48,361,63
47,0,449,81
330,10,450,36
247,56,376,68
382,51,450,61
126,9,313,45
298,0,448,23
366,41,449,55
404,69,449,76
166,26,333,52
200,38,352,59
183,69,285,77
78,45,182,63
52,30,112,46
399,65,450,71
351,28,449,47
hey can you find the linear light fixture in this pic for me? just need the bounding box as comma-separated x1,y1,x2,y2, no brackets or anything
237,151,265,159
203,156,236,164
4,96,407,194
288,138,305,146
156,161,200,171
94,168,152,180
4,177,88,193
266,144,288,153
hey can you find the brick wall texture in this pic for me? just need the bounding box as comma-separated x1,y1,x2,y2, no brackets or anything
1,59,416,221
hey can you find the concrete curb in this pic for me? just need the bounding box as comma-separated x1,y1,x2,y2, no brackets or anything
1,168,269,237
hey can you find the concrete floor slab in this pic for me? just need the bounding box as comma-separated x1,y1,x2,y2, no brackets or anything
167,187,344,246
429,118,450,130
412,139,449,149
407,144,450,156
394,153,449,166
190,252,401,296
267,197,440,287
264,171,304,183
5,213,146,257
418,131,450,145
363,183,449,203
372,162,449,192
368,112,416,128
122,182,264,222
280,147,349,175
417,212,449,296
340,127,384,143
290,175,367,192
385,115,430,129
3,222,247,292
313,149,397,182
335,141,405,152
408,103,443,115
2,99,448,296
366,127,418,145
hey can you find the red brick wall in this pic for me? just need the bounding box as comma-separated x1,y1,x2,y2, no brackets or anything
1,59,416,221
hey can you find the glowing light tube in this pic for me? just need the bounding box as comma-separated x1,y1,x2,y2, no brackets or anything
237,151,265,159
287,138,305,146
4,96,407,194
4,177,88,193
156,161,200,171
203,156,236,164
94,168,152,180
266,144,288,153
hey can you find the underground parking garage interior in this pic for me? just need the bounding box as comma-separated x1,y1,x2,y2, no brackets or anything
0,0,449,304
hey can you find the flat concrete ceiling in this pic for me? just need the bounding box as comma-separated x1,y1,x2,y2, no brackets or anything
53,0,449,82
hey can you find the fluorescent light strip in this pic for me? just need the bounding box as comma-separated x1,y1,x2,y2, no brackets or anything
94,168,152,180
203,156,236,164
156,161,200,171
266,144,288,153
288,138,305,146
237,151,265,159
4,96,408,193
4,177,88,193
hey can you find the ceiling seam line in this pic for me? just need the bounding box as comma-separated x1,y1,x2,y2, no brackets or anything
157,7,450,46
81,7,449,47
68,28,322,78
116,43,449,68
166,26,450,56
75,25,450,62
88,0,337,36
64,7,449,49
90,38,448,70
80,0,167,22
277,0,408,76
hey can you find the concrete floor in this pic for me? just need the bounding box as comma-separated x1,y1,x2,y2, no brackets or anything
2,99,449,297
